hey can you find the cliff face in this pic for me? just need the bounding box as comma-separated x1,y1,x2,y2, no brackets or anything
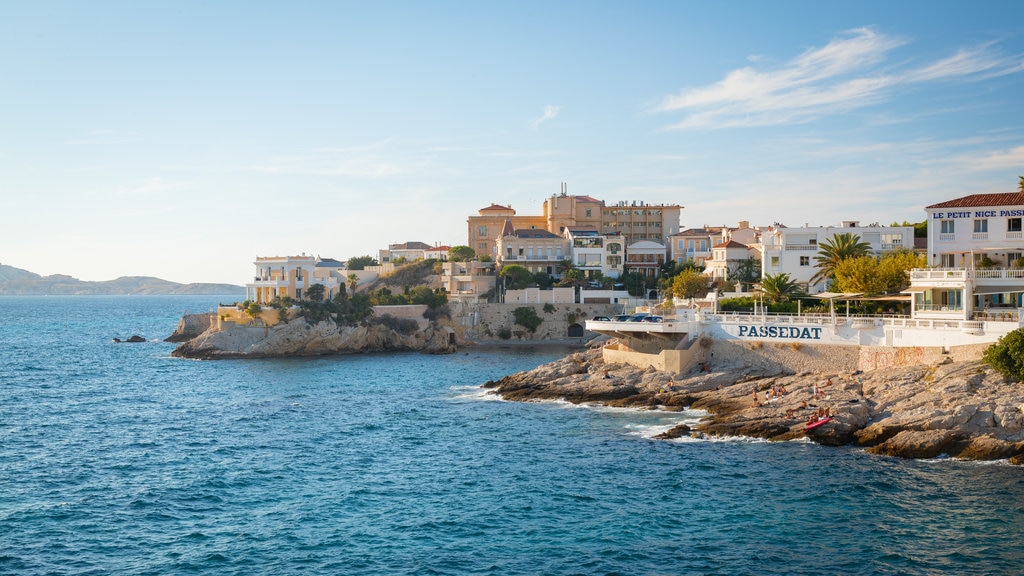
172,317,462,359
484,345,1024,463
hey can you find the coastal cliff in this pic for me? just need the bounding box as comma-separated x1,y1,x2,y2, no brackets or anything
171,316,463,359
484,343,1024,463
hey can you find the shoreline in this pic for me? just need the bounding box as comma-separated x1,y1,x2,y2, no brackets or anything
483,344,1024,463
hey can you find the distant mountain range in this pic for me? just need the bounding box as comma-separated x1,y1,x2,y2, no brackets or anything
0,264,245,296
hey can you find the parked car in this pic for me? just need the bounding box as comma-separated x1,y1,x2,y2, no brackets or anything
640,315,663,323
627,313,650,322
592,316,611,321
612,315,632,322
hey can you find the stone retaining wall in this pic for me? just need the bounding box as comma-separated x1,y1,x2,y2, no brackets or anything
453,302,617,341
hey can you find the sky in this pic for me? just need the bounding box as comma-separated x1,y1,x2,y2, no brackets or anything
2,1,1023,285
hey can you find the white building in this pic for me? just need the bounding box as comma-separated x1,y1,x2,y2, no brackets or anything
760,222,914,294
912,192,1024,318
705,240,759,283
563,227,625,280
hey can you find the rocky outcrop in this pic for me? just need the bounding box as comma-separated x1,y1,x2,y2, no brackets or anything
172,317,463,359
166,313,213,342
483,345,1024,462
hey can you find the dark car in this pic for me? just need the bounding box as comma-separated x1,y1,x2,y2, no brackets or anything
592,316,611,321
612,314,632,322
627,313,650,322
640,315,663,323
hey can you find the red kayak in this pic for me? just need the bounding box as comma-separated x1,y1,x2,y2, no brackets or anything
804,417,832,431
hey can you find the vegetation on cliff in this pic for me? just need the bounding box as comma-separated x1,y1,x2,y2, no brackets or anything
983,327,1024,382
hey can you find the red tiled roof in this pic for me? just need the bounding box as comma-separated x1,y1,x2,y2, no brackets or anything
480,203,513,211
713,240,749,249
927,193,1024,209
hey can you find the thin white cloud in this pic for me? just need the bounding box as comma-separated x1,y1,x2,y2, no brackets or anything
958,145,1024,172
531,105,562,129
656,27,1022,130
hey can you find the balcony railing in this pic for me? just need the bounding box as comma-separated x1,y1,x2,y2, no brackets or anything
939,233,955,241
784,244,817,251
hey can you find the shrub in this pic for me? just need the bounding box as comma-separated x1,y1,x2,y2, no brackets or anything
497,326,512,339
983,328,1024,381
513,307,543,333
543,303,556,314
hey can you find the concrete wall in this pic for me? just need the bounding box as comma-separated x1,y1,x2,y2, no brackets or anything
603,341,701,373
505,287,576,304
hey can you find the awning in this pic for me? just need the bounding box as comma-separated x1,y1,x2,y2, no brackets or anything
900,286,929,293
813,292,862,299
972,286,1024,295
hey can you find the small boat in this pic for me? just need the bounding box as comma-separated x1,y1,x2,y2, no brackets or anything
804,417,832,432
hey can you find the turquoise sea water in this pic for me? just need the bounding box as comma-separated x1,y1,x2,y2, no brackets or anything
2,295,1023,576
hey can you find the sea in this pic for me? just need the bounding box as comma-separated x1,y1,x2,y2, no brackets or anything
2,295,1023,576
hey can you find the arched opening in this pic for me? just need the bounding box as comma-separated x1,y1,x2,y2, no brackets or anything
567,323,584,338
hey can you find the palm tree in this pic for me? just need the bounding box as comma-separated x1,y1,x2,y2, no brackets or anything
757,273,803,304
347,273,359,294
810,232,871,287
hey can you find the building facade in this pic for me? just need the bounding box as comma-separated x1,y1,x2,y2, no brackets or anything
925,192,1024,268
495,222,570,276
470,189,682,264
247,255,348,304
760,222,914,293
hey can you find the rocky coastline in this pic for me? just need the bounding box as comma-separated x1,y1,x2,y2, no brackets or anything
483,342,1024,463
170,316,464,359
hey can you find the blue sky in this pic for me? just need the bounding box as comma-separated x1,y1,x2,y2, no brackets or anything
2,1,1023,284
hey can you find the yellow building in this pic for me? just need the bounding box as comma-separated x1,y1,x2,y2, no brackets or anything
246,255,347,304
469,189,682,261
467,204,546,260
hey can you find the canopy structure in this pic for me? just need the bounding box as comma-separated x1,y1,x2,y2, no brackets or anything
812,292,863,300
810,292,860,318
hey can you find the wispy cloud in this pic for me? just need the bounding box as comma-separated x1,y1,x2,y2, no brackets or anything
531,105,562,129
656,27,1022,130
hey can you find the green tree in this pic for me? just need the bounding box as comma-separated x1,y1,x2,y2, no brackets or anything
448,245,476,262
729,257,761,289
670,269,709,299
347,273,359,294
758,273,803,304
833,250,926,295
810,232,872,286
306,283,325,302
346,255,378,270
983,327,1024,381
244,302,263,324
558,268,585,287
499,264,532,290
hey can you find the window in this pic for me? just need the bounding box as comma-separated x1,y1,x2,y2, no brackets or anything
585,208,592,217
940,253,956,267
771,256,780,267
974,219,988,233
1009,218,1022,232
800,256,810,266
478,225,487,236
940,220,955,234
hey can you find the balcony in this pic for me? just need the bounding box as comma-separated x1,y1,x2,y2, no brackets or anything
939,233,955,241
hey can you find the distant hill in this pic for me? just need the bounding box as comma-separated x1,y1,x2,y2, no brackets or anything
0,264,245,296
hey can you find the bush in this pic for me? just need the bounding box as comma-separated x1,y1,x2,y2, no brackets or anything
983,328,1024,381
512,307,543,333
543,303,556,314
497,326,512,339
